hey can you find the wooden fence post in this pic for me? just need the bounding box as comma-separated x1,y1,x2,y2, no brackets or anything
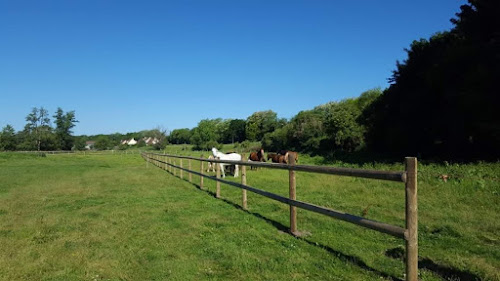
180,159,183,179
188,159,192,183
200,155,204,189
216,158,221,198
289,153,297,235
405,157,418,281
241,154,247,210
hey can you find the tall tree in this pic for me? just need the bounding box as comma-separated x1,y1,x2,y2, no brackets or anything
53,108,78,150
365,0,500,160
25,107,51,151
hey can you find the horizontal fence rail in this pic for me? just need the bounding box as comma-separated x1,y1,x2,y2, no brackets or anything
141,152,418,281
149,153,406,182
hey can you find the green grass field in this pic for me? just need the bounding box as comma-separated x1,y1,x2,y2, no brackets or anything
0,149,498,280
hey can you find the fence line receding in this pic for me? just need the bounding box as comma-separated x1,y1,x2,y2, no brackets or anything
141,152,418,281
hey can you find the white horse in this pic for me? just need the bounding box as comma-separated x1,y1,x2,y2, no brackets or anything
211,147,241,178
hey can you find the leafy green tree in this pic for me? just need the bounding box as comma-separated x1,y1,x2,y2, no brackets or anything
324,100,365,152
218,119,246,144
73,138,86,151
262,126,289,152
169,128,192,144
190,119,220,150
53,107,78,150
0,125,17,151
287,109,327,152
25,107,51,151
245,110,279,141
95,136,112,150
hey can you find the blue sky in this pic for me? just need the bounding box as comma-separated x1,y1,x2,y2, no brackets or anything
0,0,467,135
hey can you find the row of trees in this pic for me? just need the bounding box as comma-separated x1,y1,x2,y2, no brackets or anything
168,89,381,155
0,110,168,152
168,0,498,161
2,1,496,161
169,111,287,150
0,107,78,151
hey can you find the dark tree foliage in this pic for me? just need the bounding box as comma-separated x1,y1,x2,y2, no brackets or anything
0,125,17,151
169,128,192,144
94,136,113,150
223,119,246,144
53,107,78,150
286,109,327,153
365,0,500,160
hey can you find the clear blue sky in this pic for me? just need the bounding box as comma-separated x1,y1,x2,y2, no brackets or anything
0,0,466,135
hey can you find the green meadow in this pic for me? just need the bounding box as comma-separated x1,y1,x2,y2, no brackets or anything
0,149,498,280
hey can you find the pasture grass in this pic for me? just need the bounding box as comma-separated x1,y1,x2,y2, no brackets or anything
0,149,498,280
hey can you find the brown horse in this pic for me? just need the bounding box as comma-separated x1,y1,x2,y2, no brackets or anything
249,148,265,161
278,150,298,164
285,151,299,163
267,153,287,164
249,148,265,170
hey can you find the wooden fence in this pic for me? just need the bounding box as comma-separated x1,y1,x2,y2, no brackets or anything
141,152,418,281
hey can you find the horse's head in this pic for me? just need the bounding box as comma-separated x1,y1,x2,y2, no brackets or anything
211,147,218,156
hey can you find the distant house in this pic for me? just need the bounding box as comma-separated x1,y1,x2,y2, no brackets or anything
119,138,138,146
143,137,159,146
127,138,137,146
85,141,96,150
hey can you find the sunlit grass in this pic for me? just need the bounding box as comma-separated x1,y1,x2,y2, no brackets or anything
0,151,498,280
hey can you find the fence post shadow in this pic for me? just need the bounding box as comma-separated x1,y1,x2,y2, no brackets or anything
385,247,482,281
143,152,415,281
197,186,404,281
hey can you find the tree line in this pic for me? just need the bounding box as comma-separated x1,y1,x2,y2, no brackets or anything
1,0,496,161
0,107,78,151
170,0,499,161
0,108,168,152
168,88,381,155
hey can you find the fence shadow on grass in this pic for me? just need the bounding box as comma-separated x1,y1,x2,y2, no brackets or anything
191,183,403,281
192,180,481,281
153,155,482,281
385,247,482,281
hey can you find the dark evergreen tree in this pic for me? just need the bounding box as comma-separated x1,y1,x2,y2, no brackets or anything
365,0,500,160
